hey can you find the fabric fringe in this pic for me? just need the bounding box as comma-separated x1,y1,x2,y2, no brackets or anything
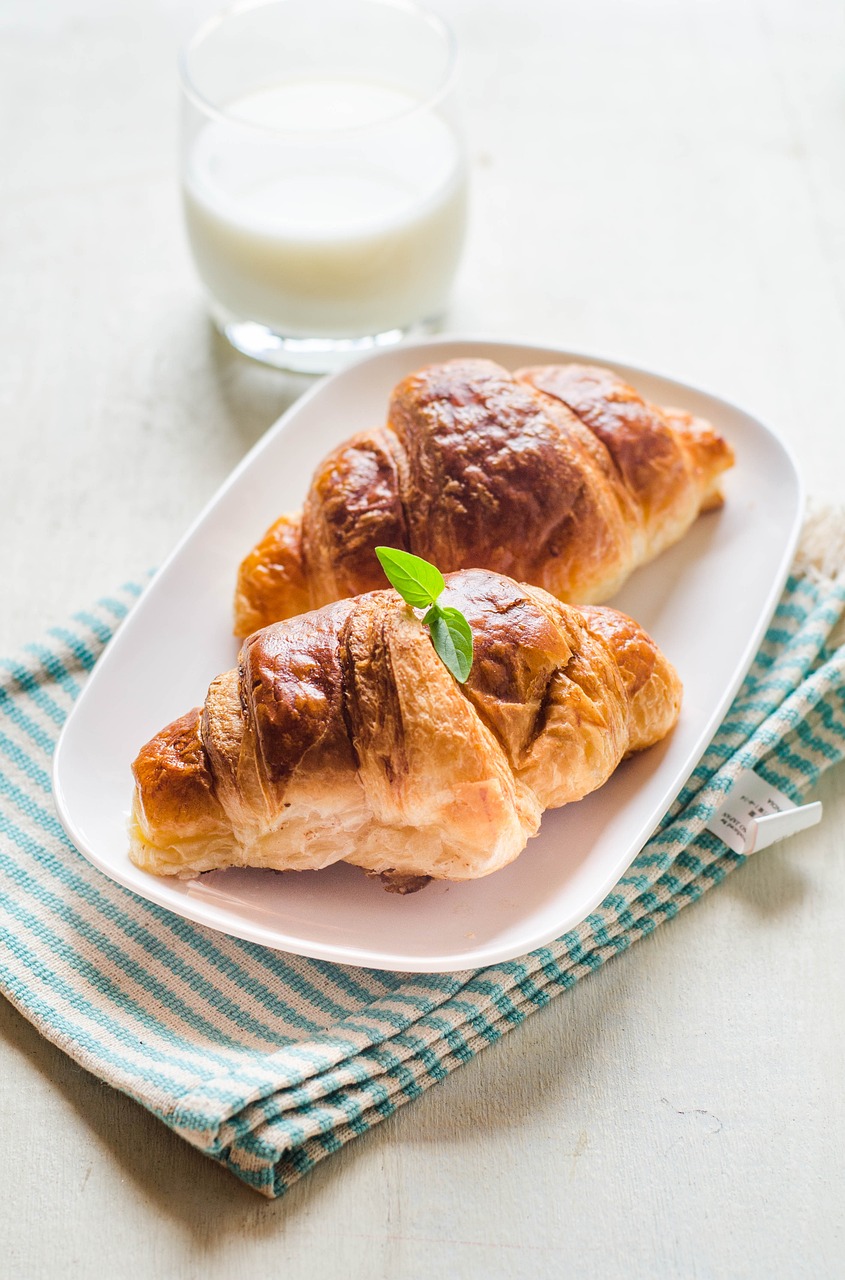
794,503,845,650
794,501,845,583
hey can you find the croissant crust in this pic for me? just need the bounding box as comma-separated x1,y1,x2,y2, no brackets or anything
234,359,734,636
132,569,682,887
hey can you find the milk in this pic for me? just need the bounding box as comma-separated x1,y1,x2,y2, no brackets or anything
183,79,467,338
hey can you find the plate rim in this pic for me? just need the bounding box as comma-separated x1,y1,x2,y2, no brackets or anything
52,334,805,971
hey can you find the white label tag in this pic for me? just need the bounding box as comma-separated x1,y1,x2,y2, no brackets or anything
706,768,809,854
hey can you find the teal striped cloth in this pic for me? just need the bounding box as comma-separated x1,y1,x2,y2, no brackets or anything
1,551,844,1198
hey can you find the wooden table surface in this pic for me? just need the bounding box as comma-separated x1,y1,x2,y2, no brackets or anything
2,1,844,1275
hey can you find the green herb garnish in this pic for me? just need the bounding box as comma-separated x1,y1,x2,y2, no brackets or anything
375,547,474,683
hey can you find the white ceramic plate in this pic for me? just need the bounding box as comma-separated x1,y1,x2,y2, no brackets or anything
53,338,802,972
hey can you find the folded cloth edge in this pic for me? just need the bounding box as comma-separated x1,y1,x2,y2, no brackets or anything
1,509,844,1197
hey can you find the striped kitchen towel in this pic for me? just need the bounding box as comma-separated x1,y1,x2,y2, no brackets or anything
1,512,844,1198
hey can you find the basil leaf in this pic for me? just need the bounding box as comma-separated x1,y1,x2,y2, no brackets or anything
375,547,445,609
426,604,474,683
375,547,474,682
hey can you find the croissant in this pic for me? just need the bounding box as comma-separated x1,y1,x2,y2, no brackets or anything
234,358,734,637
131,569,682,890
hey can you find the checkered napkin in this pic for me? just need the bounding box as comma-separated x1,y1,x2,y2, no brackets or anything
2,517,844,1198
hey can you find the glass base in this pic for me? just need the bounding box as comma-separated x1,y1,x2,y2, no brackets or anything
211,306,444,375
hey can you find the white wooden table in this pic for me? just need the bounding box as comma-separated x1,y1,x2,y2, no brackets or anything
2,1,844,1274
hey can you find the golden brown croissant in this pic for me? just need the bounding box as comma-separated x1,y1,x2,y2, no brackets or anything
131,569,682,889
234,358,734,637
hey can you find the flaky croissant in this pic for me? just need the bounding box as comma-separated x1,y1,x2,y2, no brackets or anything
131,569,682,890
234,358,734,637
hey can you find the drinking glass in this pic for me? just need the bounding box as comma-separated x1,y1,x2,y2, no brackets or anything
179,0,468,373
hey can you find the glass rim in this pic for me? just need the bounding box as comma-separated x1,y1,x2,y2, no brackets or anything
178,0,458,137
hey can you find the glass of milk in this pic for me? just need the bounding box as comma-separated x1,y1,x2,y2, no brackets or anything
179,0,468,373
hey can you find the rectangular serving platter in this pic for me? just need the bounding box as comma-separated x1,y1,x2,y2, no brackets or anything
53,337,803,971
